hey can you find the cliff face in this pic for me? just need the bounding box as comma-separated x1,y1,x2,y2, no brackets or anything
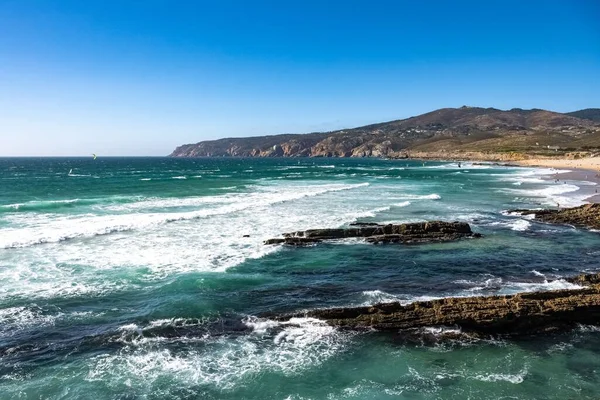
170,107,600,158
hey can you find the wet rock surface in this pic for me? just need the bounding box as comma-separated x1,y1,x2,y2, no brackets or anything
510,203,600,230
264,221,480,245
273,273,600,336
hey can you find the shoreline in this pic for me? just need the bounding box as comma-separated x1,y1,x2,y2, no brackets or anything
407,155,600,205
409,155,600,205
552,168,600,204
515,157,600,172
512,159,600,204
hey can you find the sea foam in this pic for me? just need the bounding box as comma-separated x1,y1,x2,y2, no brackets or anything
87,317,354,391
0,183,370,249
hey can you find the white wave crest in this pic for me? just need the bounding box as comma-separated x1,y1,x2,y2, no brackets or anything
577,324,600,333
360,290,400,305
399,295,442,305
87,317,354,391
455,275,580,295
350,206,391,219
391,193,441,200
501,183,587,208
0,181,378,301
420,326,463,336
473,369,528,384
510,219,531,231
0,183,370,249
488,218,531,231
0,306,97,336
501,279,582,294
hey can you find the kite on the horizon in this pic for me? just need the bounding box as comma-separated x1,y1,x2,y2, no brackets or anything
92,153,97,160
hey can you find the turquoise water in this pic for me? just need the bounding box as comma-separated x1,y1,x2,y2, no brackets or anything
1,157,600,399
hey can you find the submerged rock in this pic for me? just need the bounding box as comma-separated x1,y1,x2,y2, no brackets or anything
274,273,600,336
264,221,480,246
510,203,600,230
349,222,381,226
264,237,322,245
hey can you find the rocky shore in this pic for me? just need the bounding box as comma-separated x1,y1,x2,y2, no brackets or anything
274,273,600,337
510,203,600,230
261,206,600,339
264,221,480,245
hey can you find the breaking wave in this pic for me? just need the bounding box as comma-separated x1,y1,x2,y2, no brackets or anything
0,183,370,249
86,317,355,391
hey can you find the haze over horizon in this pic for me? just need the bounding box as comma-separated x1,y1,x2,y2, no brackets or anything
1,0,599,156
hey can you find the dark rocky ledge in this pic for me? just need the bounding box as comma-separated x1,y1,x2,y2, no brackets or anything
264,221,481,245
510,203,600,230
272,273,600,337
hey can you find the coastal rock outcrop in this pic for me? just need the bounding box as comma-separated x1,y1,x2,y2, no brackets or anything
274,273,600,336
510,203,600,230
264,221,480,245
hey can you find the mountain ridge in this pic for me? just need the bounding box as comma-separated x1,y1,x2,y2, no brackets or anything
170,107,600,158
566,108,600,123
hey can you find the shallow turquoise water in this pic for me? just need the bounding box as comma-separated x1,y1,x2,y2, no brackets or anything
1,157,599,399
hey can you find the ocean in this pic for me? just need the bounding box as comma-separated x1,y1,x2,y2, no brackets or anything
1,157,600,399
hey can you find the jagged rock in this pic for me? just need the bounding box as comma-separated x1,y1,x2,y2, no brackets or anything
510,203,600,230
273,273,600,336
264,221,479,245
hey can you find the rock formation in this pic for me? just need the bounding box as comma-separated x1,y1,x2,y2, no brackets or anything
274,273,600,336
510,203,600,230
264,221,480,245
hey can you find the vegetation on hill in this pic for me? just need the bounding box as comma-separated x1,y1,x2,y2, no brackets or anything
170,107,600,159
566,108,600,123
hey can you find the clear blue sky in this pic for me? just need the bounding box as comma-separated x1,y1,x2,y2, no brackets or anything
1,0,599,156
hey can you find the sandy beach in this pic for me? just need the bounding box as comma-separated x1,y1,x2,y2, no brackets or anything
518,157,600,172
516,158,600,204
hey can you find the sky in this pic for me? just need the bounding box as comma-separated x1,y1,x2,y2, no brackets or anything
1,0,599,156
